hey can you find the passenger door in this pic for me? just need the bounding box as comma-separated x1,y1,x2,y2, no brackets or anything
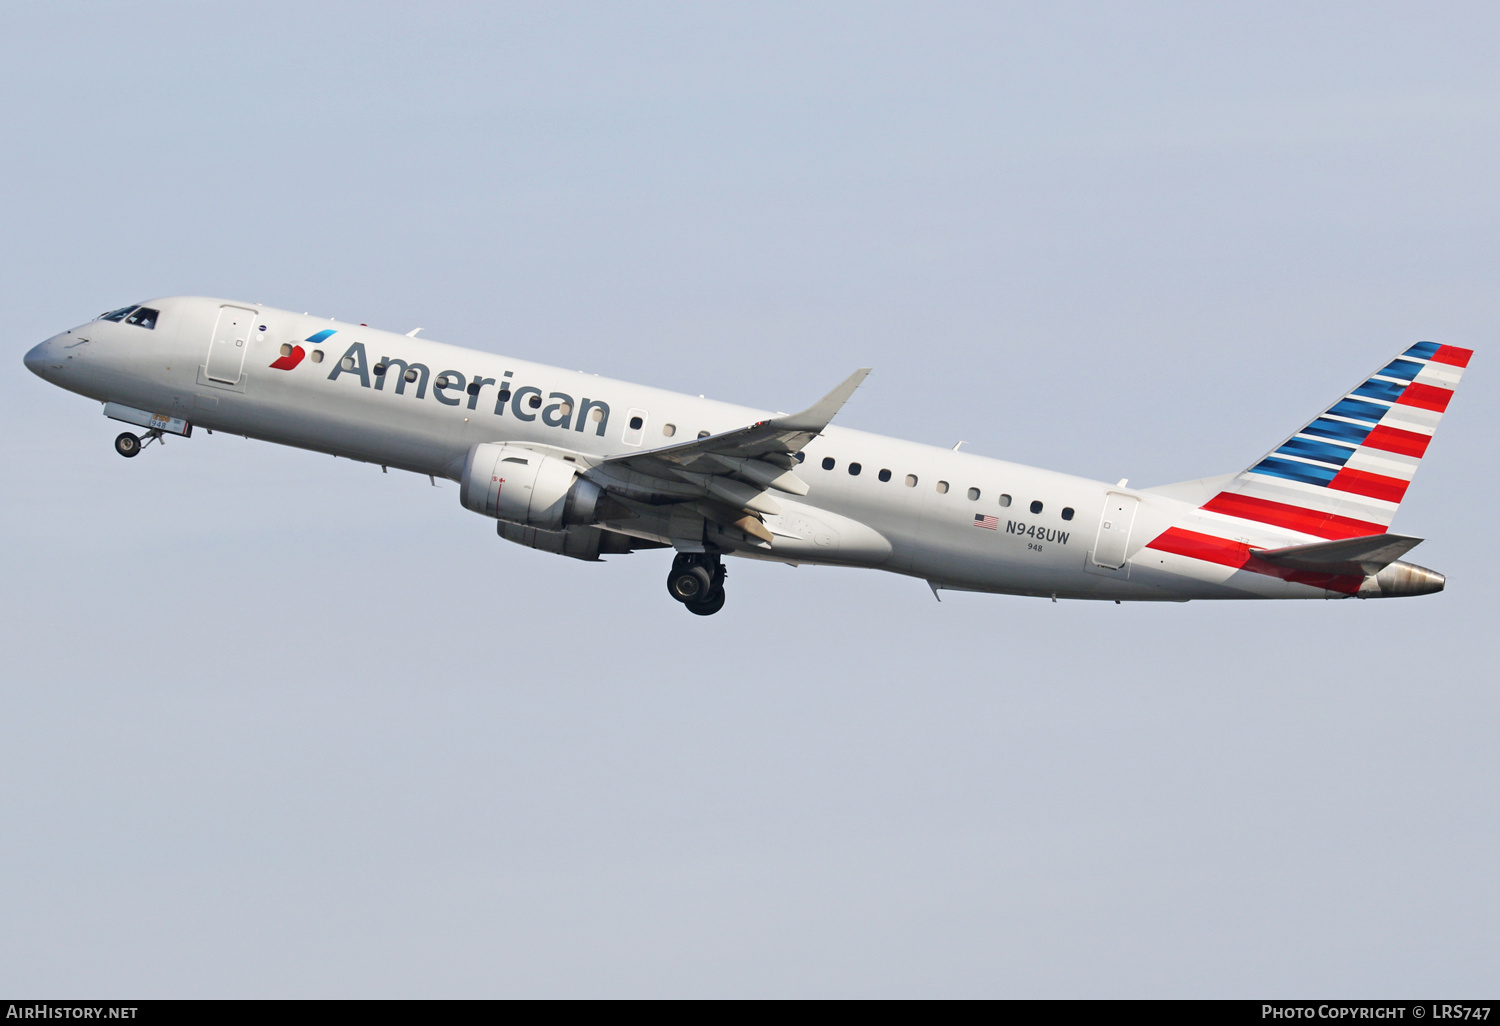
205,305,257,384
1092,493,1139,569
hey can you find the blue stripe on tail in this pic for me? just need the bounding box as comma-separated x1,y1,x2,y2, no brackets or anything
1327,397,1389,423
1276,436,1356,465
1351,378,1407,403
1301,416,1374,445
1251,457,1341,486
1377,359,1425,382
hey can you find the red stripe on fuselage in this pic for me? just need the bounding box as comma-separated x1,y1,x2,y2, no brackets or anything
1199,493,1386,540
1361,424,1431,458
1328,467,1410,503
1145,527,1363,594
1146,526,1248,567
1430,345,1473,368
1397,381,1453,412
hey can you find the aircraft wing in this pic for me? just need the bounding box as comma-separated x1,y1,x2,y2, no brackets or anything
594,368,870,546
605,368,869,476
1254,533,1423,576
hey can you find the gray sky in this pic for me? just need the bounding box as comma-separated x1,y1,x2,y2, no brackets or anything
2,1,1496,997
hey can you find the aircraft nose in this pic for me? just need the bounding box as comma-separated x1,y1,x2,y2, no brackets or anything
23,339,52,377
23,333,71,379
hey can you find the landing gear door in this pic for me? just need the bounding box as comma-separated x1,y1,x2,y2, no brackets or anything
1092,493,1139,569
205,305,257,384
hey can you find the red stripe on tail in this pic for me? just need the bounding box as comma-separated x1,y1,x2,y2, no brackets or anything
1430,345,1473,368
1328,467,1410,503
1199,493,1386,540
1397,382,1453,412
1361,424,1431,458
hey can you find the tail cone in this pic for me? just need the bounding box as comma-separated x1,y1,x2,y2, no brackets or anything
1359,560,1446,598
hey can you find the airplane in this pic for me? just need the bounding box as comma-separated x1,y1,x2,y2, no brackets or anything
23,297,1471,615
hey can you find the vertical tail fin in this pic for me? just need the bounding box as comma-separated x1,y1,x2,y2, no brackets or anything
1200,342,1473,539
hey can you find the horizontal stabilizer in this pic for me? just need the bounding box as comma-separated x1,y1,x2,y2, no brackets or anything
1255,533,1423,576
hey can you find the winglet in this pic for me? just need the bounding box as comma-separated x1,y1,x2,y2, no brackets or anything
773,368,871,433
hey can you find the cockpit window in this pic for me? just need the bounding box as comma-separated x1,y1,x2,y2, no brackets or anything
99,305,137,322
124,307,159,329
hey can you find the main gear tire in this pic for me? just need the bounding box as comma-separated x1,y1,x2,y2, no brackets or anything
668,565,714,603
685,587,726,616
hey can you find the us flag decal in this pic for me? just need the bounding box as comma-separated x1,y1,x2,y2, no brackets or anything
974,514,998,530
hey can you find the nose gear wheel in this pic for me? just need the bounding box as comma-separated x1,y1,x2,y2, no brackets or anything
113,427,169,458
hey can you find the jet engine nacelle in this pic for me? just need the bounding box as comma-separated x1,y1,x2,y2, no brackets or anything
495,521,640,562
459,443,601,529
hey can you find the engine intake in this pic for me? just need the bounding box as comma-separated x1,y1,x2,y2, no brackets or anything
459,443,601,529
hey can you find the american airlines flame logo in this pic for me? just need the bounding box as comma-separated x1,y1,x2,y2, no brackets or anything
270,329,337,371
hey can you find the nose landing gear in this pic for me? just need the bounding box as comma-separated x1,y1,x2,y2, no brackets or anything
667,552,727,616
114,428,167,458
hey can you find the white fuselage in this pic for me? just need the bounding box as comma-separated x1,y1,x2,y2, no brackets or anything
23,296,1400,602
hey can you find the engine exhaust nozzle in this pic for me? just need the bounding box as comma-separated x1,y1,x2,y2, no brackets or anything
1359,560,1446,599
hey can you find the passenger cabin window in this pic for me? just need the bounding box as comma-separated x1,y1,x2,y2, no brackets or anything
821,457,836,470
1062,507,1075,521
628,415,643,429
999,494,1011,507
100,305,137,322
905,474,917,487
124,308,159,329
697,430,710,439
662,424,676,437
1030,500,1043,514
531,395,544,409
848,462,862,476
794,452,806,463
936,481,949,494
878,469,891,482
967,487,980,501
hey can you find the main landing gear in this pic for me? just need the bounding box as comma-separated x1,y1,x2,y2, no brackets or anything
114,428,166,458
667,552,727,616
